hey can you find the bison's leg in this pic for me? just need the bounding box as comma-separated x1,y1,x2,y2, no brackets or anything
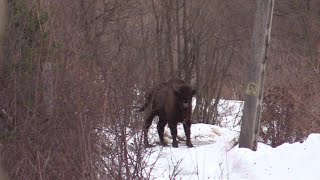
183,121,194,147
144,112,156,148
168,123,178,148
157,118,167,146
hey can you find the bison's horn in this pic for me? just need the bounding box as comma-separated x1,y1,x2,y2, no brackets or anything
183,103,189,108
171,83,182,93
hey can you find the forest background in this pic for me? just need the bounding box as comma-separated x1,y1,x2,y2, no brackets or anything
0,0,320,179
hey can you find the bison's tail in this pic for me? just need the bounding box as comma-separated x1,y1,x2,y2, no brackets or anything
134,104,147,112
135,91,154,112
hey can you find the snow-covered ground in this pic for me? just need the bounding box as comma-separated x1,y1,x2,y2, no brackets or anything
145,100,320,180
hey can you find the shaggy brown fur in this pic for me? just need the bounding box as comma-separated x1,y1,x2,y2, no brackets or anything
137,79,196,148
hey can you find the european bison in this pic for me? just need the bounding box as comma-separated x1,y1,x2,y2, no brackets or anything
137,79,196,148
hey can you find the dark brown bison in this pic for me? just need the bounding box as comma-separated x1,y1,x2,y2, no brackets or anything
137,79,196,148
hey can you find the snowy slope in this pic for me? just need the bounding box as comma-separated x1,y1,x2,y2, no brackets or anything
147,124,320,180
228,134,320,180
146,100,320,180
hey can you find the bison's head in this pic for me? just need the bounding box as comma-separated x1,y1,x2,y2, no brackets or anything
172,84,196,108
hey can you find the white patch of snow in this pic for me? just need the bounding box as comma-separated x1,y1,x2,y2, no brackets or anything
145,100,320,180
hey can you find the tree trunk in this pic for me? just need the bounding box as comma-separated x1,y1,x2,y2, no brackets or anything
138,5,150,89
43,62,54,118
0,0,7,75
175,0,181,78
0,0,8,179
164,0,174,78
0,0,7,39
182,0,189,82
239,0,274,150
151,0,165,81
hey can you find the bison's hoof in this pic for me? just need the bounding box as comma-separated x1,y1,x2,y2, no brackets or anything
172,143,179,148
187,143,194,148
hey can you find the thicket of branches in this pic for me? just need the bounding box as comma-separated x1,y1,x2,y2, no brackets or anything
0,0,319,179
261,0,320,147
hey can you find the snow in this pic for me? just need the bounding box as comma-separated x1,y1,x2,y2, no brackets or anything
145,100,320,180
227,134,320,180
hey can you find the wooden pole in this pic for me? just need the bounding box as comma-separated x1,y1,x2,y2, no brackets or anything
239,0,274,150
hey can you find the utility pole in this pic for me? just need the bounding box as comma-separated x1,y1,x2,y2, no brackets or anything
239,0,274,150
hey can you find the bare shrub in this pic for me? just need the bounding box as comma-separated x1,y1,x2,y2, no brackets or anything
260,86,320,147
